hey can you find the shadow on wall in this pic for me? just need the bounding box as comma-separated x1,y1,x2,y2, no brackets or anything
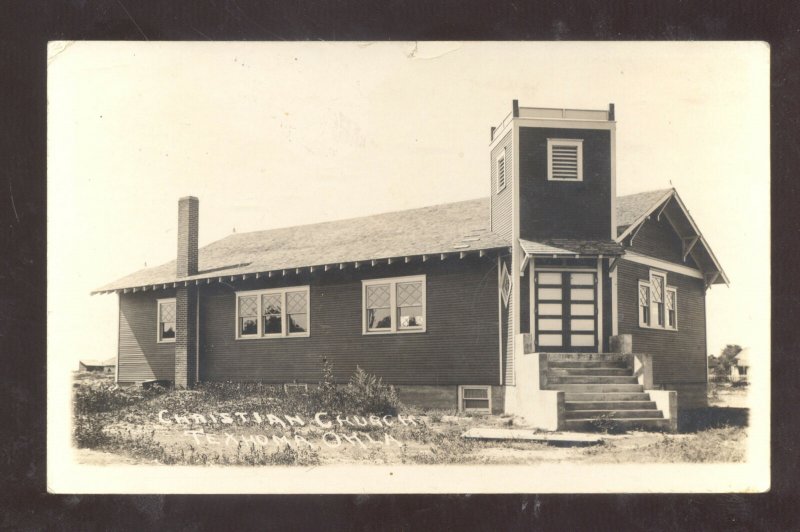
678,407,748,434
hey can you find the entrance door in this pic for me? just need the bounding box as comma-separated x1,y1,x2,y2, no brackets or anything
534,270,598,352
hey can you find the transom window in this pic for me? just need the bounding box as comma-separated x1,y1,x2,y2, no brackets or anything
496,149,507,193
547,138,583,181
157,298,176,343
236,287,310,339
363,275,426,334
638,271,677,330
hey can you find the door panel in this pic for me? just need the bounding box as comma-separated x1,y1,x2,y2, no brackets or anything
534,270,597,352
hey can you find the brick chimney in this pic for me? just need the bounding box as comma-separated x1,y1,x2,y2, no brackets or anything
177,196,199,278
175,196,199,388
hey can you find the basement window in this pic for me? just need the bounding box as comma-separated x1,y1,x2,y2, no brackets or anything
547,138,583,181
459,385,491,413
235,286,310,339
284,383,309,394
157,298,176,343
363,275,426,334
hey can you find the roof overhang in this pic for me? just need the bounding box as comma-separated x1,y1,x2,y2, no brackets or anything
519,238,624,273
615,189,729,287
90,246,511,296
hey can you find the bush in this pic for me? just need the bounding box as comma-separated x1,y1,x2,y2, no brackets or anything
342,366,400,416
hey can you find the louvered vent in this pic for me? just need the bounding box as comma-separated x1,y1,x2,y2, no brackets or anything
547,139,583,181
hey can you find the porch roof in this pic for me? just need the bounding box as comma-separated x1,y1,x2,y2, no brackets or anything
519,238,625,257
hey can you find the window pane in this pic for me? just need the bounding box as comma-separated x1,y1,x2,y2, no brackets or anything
464,399,489,410
538,334,562,346
571,303,594,316
160,302,175,322
668,310,676,329
263,315,282,334
666,290,675,311
366,284,390,309
538,288,562,300
639,285,650,307
571,319,595,331
367,307,391,330
538,318,562,331
240,317,257,335
398,305,424,328
286,291,308,314
570,273,594,286
262,293,281,315
570,288,594,301
161,322,175,339
396,282,422,307
238,295,258,317
288,314,307,333
651,276,663,303
463,388,489,399
571,334,595,347
538,272,562,285
538,303,562,316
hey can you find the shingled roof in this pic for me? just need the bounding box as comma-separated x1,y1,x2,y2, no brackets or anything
93,189,689,294
94,198,508,293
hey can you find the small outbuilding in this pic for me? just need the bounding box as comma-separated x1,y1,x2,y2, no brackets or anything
79,357,116,374
730,348,750,383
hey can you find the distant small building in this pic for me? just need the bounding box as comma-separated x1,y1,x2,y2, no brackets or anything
730,348,750,383
79,357,116,374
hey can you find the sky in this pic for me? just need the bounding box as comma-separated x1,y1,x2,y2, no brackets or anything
47,41,769,369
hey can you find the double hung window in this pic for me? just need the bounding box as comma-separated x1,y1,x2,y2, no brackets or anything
363,275,426,334
236,287,310,338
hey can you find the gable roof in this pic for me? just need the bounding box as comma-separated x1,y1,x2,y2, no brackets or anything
93,198,509,293
615,188,728,285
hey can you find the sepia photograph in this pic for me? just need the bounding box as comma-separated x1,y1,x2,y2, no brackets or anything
46,41,770,493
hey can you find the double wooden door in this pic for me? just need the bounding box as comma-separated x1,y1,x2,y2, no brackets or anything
534,270,598,352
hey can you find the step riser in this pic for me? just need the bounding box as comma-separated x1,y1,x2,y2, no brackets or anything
564,392,651,401
549,368,631,376
565,410,663,420
565,419,672,432
548,376,639,385
547,360,630,369
543,353,631,364
548,384,645,392
565,401,657,411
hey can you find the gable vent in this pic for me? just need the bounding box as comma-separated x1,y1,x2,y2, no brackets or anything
547,139,583,181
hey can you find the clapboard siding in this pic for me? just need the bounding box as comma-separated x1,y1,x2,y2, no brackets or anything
502,254,515,385
627,216,698,268
118,290,176,383
518,127,612,241
490,131,513,241
617,260,706,385
199,257,500,385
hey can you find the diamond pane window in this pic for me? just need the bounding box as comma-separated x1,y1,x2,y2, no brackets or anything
262,293,282,335
158,300,176,342
638,283,650,327
666,288,677,330
397,281,423,329
286,290,308,334
650,274,665,327
364,276,426,333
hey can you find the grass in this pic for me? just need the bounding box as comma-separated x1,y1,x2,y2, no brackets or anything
72,371,749,466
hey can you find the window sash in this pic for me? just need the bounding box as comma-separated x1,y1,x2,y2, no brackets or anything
460,386,492,413
157,299,176,343
363,276,426,334
639,272,677,330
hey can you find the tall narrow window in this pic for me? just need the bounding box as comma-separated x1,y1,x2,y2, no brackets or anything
547,138,583,181
496,150,506,192
236,286,310,338
363,276,426,334
666,288,677,330
157,299,176,343
650,273,665,328
638,282,650,327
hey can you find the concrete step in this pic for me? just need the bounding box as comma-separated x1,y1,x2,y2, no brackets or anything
549,367,632,376
564,409,663,420
565,392,651,401
547,360,630,369
548,375,639,385
548,384,645,393
543,353,631,364
565,401,657,411
565,418,673,432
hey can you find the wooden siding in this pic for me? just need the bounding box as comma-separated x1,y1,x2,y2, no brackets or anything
627,216,699,268
502,254,515,385
118,290,176,383
490,131,513,241
617,259,707,385
518,127,612,241
199,257,500,385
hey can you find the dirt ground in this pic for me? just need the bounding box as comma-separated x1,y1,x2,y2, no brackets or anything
73,373,749,466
